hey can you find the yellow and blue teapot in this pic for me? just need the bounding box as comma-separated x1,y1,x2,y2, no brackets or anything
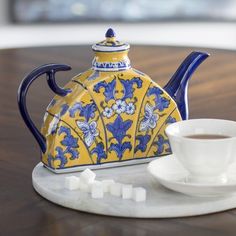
18,28,209,173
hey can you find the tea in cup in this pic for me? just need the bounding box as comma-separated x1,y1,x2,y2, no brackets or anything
165,119,236,184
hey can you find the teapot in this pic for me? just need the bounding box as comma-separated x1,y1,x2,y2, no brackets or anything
18,28,209,173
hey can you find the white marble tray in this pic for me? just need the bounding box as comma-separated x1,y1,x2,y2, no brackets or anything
32,162,236,218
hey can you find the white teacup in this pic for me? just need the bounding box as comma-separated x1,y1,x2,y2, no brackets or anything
165,119,236,184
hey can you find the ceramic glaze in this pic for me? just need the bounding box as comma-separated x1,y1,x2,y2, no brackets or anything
148,155,236,197
18,28,209,173
166,119,236,184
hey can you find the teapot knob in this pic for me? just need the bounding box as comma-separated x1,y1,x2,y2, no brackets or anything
105,28,116,43
105,28,116,38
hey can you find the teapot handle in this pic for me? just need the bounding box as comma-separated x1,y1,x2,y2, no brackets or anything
17,64,71,153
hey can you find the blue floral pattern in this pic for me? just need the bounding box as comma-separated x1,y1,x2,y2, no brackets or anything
69,102,96,121
93,79,116,102
120,77,142,100
95,77,142,117
139,103,159,131
126,102,135,115
93,76,144,159
107,115,132,158
44,68,181,168
77,120,99,147
102,101,136,118
47,126,79,168
69,101,106,158
153,134,171,155
91,142,106,163
59,126,78,150
134,134,151,153
47,147,67,168
110,142,132,159
58,126,79,159
69,102,82,118
69,102,99,147
112,99,126,114
135,85,172,154
93,74,143,159
94,76,142,103
103,107,113,118
147,87,170,112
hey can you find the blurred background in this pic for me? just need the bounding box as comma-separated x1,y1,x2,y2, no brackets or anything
0,0,236,49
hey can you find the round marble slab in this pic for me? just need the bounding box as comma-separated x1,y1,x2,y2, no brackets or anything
32,162,236,218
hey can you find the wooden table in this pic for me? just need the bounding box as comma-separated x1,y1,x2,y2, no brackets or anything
1,45,236,236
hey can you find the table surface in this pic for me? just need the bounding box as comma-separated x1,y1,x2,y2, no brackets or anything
1,45,236,236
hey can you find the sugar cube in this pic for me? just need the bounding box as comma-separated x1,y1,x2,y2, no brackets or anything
79,181,91,193
89,180,101,190
64,176,80,190
110,183,122,197
122,184,133,199
101,179,115,193
91,181,104,199
80,168,96,184
132,187,146,202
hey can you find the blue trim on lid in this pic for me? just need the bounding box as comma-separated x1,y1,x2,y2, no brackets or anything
105,28,116,38
92,58,131,71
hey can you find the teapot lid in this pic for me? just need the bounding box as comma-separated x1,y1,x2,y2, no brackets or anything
92,28,130,52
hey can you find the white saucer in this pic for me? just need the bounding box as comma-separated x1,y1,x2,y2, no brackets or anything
147,154,236,197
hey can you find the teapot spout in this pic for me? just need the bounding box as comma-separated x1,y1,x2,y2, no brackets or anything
164,51,209,120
